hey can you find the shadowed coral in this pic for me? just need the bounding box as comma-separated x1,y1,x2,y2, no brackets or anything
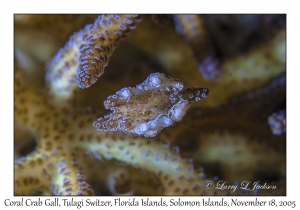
206,72,286,160
14,15,99,72
93,73,209,137
173,15,220,80
107,169,134,195
151,14,171,26
127,17,285,107
81,159,160,195
45,14,142,101
268,110,286,135
14,15,98,48
159,73,286,182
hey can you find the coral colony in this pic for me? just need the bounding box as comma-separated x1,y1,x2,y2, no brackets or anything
14,14,286,195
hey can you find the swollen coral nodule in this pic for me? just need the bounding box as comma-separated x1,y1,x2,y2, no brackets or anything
93,72,209,137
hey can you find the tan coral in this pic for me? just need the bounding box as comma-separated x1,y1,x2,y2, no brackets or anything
173,14,220,80
15,68,210,195
106,169,134,195
93,73,209,137
45,14,142,102
81,159,161,195
15,15,98,49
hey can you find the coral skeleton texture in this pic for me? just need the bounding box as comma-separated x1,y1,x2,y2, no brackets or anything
14,14,286,196
45,15,141,101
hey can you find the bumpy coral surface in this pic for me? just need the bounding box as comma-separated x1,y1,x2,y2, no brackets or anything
14,14,286,196
268,110,286,135
93,73,209,137
45,15,142,101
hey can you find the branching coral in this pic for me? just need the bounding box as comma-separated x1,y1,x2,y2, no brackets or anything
45,14,142,101
14,14,286,196
93,72,209,137
14,66,286,196
161,73,286,182
14,68,213,195
126,16,285,107
173,15,220,80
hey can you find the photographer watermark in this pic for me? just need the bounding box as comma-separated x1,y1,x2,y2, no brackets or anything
205,180,277,193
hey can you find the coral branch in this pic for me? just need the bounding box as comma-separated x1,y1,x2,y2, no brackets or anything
14,15,98,48
14,67,51,134
52,157,94,195
14,151,56,195
46,14,142,100
107,169,134,195
221,29,286,84
93,73,209,137
76,15,142,89
193,73,286,152
81,135,209,195
158,74,286,182
126,23,286,107
81,159,161,195
173,15,220,80
268,110,286,135
80,133,285,195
